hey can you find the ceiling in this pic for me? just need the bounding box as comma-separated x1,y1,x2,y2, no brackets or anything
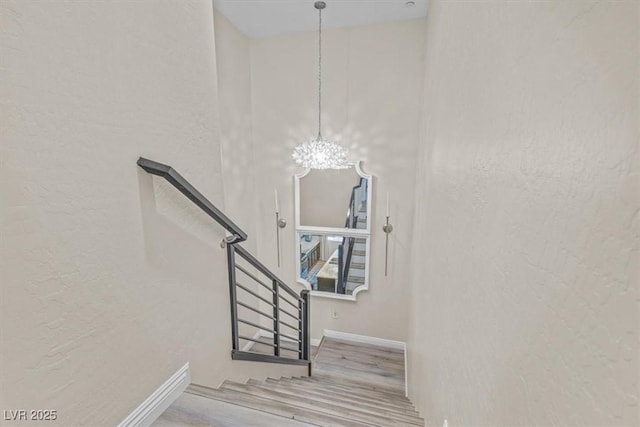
213,0,429,39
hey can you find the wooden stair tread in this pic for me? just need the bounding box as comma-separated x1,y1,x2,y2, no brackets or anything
220,381,423,426
226,380,424,425
187,384,374,427
266,385,420,420
154,392,310,427
302,376,408,400
262,378,419,413
268,377,415,408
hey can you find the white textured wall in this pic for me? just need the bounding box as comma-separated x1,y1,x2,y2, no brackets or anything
214,11,257,254
0,2,305,425
408,1,639,426
214,10,268,351
250,20,425,342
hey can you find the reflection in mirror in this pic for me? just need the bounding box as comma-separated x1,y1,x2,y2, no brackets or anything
295,162,372,300
298,233,368,296
299,168,369,230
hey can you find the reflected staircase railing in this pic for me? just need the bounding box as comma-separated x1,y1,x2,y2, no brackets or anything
338,178,367,294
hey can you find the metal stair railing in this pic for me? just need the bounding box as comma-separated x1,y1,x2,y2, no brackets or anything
137,157,311,369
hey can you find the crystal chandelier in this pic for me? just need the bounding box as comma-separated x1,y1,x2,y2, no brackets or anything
292,1,348,170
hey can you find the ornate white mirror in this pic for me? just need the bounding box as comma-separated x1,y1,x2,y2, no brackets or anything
294,162,372,300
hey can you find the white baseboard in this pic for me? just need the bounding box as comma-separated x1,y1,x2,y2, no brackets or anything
322,329,406,351
322,330,408,397
118,363,190,427
404,346,409,398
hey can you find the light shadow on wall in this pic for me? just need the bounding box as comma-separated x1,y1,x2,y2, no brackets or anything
137,169,226,286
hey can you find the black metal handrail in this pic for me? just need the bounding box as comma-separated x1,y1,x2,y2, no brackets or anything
137,157,311,369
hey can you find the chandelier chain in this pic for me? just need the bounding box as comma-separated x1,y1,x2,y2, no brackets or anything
292,1,348,170
318,6,322,139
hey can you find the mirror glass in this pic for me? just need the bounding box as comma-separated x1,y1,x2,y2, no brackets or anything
298,233,368,296
298,167,370,230
295,162,372,300
294,162,373,301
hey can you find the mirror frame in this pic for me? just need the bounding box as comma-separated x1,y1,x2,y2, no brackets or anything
294,161,373,301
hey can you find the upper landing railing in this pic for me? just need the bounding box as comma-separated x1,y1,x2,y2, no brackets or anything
137,157,311,368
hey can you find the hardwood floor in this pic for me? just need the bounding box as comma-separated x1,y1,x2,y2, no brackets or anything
153,337,423,426
312,337,405,395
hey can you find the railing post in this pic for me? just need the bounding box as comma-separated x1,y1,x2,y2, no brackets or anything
298,296,304,358
273,280,280,357
227,244,239,352
301,290,310,361
337,245,344,294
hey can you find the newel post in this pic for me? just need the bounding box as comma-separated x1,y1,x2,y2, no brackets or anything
301,290,311,361
227,244,239,352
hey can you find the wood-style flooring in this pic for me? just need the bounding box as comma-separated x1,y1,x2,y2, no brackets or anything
312,337,405,395
153,337,423,426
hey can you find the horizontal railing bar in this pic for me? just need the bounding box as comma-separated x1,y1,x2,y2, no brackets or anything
280,332,302,343
279,295,299,310
137,157,247,242
279,319,301,332
237,301,276,320
238,318,274,333
232,350,308,365
238,335,276,348
279,344,302,353
234,245,300,300
236,264,275,294
279,308,299,321
236,282,275,307
239,332,299,353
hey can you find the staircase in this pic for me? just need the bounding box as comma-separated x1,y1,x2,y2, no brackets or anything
154,337,424,426
140,160,420,425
